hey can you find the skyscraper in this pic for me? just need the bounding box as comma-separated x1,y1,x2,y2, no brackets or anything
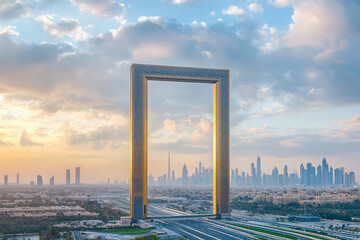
231,169,235,185
306,163,312,186
235,168,239,185
66,169,70,185
340,167,345,185
334,168,340,185
329,167,333,185
75,167,80,185
322,158,328,186
345,172,350,188
256,156,261,186
168,152,171,183
349,172,356,187
17,172,19,185
49,176,54,186
284,165,289,186
172,170,175,184
37,175,43,187
251,162,256,186
182,164,188,185
300,164,305,185
4,175,8,186
271,167,278,186
317,165,322,186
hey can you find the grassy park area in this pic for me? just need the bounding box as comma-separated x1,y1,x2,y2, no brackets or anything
92,227,154,235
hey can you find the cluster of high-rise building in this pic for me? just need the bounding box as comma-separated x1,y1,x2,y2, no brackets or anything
148,153,213,186
65,167,81,185
3,173,19,186
149,154,357,188
231,157,357,188
2,167,81,186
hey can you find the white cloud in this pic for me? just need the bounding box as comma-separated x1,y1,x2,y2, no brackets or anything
191,21,207,28
172,0,189,4
0,25,19,36
201,50,211,58
137,16,163,24
210,11,215,16
163,119,178,134
131,43,174,60
268,0,292,8
0,0,28,20
222,6,244,16
20,130,43,147
249,3,263,13
60,123,126,150
37,15,89,41
282,0,349,60
70,0,125,17
340,116,360,125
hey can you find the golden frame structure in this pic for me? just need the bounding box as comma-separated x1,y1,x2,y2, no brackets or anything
130,64,230,220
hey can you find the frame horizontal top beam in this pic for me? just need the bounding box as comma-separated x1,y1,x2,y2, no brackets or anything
132,64,229,83
145,75,218,84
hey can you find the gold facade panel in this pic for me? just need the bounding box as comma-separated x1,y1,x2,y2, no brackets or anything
130,64,229,220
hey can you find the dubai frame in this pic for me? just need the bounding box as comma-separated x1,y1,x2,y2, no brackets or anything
130,64,230,220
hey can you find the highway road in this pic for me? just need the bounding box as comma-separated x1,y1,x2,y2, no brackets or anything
232,215,360,240
160,219,258,240
110,199,357,239
152,206,342,240
160,217,342,240
72,231,83,240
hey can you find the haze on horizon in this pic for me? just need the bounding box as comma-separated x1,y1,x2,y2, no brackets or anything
0,0,359,184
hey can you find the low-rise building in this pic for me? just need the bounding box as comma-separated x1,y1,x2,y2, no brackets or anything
0,206,98,218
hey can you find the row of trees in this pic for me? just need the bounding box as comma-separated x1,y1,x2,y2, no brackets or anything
231,197,360,222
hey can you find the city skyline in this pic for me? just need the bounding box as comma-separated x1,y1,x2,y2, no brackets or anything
150,155,357,188
0,0,359,184
2,156,356,186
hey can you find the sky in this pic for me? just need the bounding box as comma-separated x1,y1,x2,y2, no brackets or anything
0,0,359,184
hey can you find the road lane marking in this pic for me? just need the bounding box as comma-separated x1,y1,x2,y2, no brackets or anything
223,221,322,240
206,220,284,240
179,229,204,240
176,222,222,240
208,228,244,240
205,222,257,239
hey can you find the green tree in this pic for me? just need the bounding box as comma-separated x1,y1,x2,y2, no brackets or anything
39,226,60,240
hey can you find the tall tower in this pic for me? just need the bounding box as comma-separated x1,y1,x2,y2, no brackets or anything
306,163,312,186
300,164,305,185
66,169,70,185
182,164,188,185
172,170,175,184
37,175,43,187
251,162,256,186
256,156,261,186
75,167,80,185
168,152,170,183
49,176,54,186
284,165,288,185
329,167,333,185
17,172,19,185
317,165,322,186
322,158,328,186
4,175,8,186
272,167,279,186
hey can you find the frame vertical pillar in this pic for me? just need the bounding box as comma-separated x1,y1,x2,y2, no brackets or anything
213,77,230,215
130,66,148,220
130,64,229,221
